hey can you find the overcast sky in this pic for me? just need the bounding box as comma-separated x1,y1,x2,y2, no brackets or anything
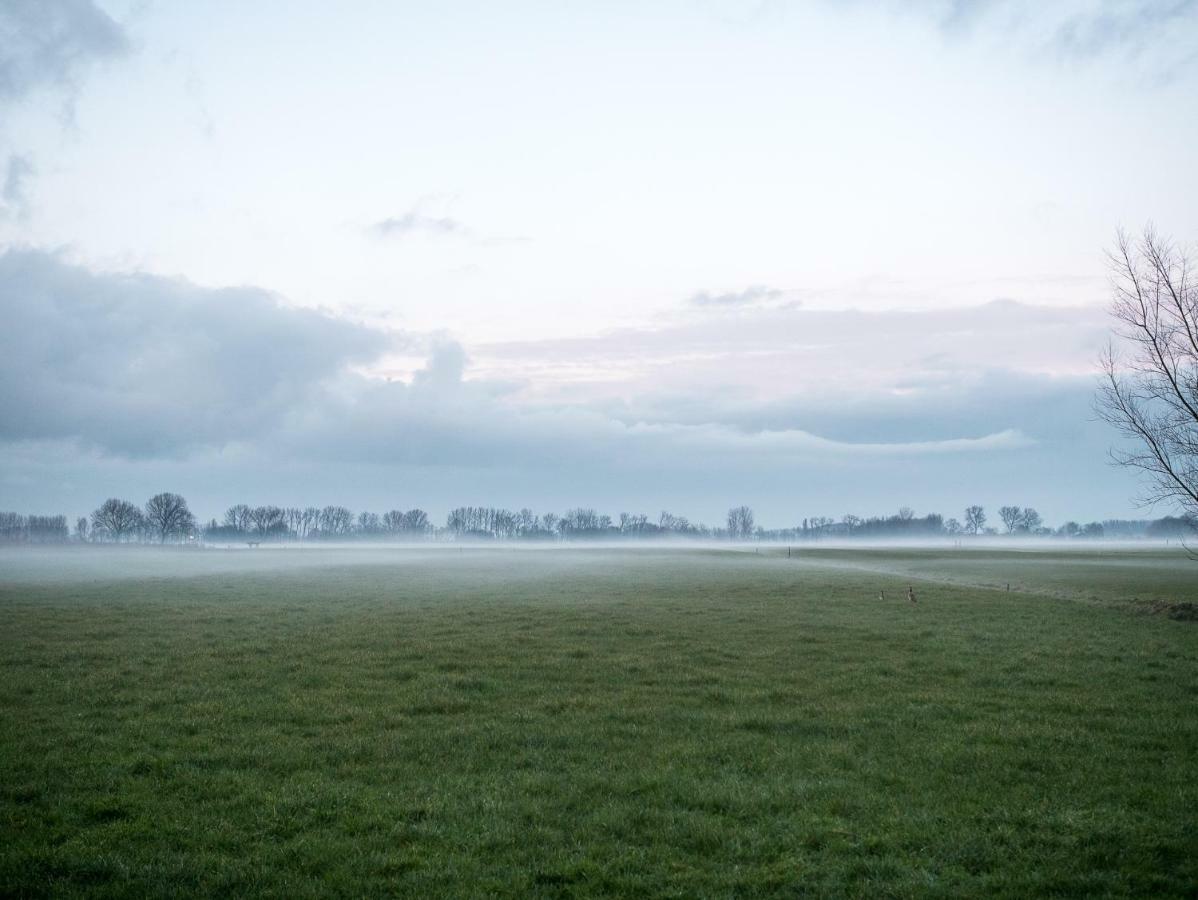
2,0,1197,527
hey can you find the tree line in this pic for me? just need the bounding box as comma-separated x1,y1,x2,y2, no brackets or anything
0,496,1193,545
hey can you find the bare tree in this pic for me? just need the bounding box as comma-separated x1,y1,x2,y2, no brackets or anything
92,498,142,542
727,505,754,539
224,504,252,533
286,507,303,539
144,492,195,543
301,507,319,539
964,505,986,535
1097,227,1198,517
401,509,429,535
319,505,353,536
75,517,89,542
998,505,1023,534
250,505,286,536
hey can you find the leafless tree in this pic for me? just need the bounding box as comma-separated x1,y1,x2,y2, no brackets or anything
727,505,754,539
92,498,142,542
964,505,986,535
1097,227,1198,518
250,505,286,536
998,505,1023,534
402,509,429,535
302,507,319,539
224,504,252,533
319,505,353,535
144,492,195,543
75,517,89,542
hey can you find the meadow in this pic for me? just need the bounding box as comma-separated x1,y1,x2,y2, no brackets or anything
1,545,1195,898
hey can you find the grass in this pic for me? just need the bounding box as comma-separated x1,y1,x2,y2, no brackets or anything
1,546,1196,897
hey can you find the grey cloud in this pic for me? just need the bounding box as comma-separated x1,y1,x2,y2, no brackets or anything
469,298,1115,463
0,0,129,103
0,252,1041,469
368,211,468,239
0,1,132,223
1,153,33,219
870,0,1198,72
1,254,1129,525
1049,1,1197,60
477,298,1109,374
0,250,391,456
688,285,785,307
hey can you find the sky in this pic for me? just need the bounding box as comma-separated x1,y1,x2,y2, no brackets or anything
2,0,1197,528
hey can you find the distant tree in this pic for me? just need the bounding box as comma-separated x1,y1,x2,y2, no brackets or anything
964,505,986,535
358,511,382,535
26,515,69,543
144,492,195,543
224,504,252,533
401,509,429,535
541,512,559,537
300,507,318,539
1097,227,1198,518
92,498,142,542
285,507,303,539
516,508,539,535
1059,521,1081,537
727,505,755,539
75,517,89,542
1020,508,1042,533
944,517,962,536
0,512,25,542
843,514,861,533
1082,521,1105,537
897,506,915,521
999,506,1023,534
318,505,353,536
250,505,286,536
1146,515,1198,539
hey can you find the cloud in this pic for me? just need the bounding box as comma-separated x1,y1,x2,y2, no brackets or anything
1048,1,1197,60
1,153,33,220
368,210,468,239
0,253,1142,522
0,249,391,456
688,285,786,307
0,251,1046,470
0,0,130,104
0,1,131,226
868,0,1198,74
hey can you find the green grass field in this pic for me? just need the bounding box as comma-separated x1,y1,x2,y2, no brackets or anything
1,546,1196,897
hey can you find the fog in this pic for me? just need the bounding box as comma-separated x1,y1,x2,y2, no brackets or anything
0,540,1186,589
